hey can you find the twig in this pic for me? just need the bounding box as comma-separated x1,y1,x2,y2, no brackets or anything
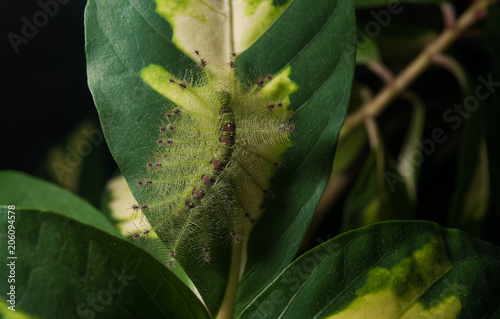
340,0,494,139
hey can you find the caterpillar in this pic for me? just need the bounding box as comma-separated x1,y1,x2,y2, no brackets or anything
130,51,296,266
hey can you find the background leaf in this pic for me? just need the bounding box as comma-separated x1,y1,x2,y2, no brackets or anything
342,147,413,231
0,208,209,319
0,170,121,238
447,72,489,236
237,221,500,318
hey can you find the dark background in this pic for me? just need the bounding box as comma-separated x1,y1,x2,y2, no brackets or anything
0,0,117,208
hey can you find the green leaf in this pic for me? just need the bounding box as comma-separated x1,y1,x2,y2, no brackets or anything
85,0,356,314
234,0,356,312
396,93,426,204
331,125,367,176
100,174,195,289
356,37,381,65
342,147,413,231
84,0,232,312
447,73,489,235
355,0,443,9
236,221,500,318
0,208,209,319
0,170,121,238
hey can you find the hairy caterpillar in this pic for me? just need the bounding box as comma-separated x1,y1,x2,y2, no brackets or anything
130,51,296,266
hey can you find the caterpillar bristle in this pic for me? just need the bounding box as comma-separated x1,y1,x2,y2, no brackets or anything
134,50,296,266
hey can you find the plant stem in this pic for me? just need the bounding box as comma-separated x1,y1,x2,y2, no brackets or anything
340,0,494,139
216,242,245,319
226,0,235,55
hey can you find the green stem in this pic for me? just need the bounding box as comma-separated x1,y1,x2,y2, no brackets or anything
226,0,235,55
216,242,245,319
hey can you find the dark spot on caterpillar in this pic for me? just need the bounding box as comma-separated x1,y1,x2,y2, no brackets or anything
133,234,140,240
156,162,162,169
220,123,236,133
166,138,173,146
168,124,176,132
141,203,148,211
159,126,166,133
257,73,273,87
143,230,150,236
166,108,182,120
131,203,140,211
179,81,187,90
279,124,295,133
202,246,211,262
229,230,241,243
146,161,154,168
204,255,211,263
268,102,275,110
277,101,283,107
157,138,164,145
167,260,175,267
169,77,176,83
193,189,205,200
146,178,153,187
137,180,144,187
202,174,215,186
195,50,207,67
219,135,235,145
228,52,237,68
185,200,196,209
245,212,255,224
169,251,176,257
211,159,225,171
155,153,168,160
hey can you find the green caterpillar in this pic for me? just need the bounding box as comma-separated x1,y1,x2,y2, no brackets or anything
131,51,295,266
